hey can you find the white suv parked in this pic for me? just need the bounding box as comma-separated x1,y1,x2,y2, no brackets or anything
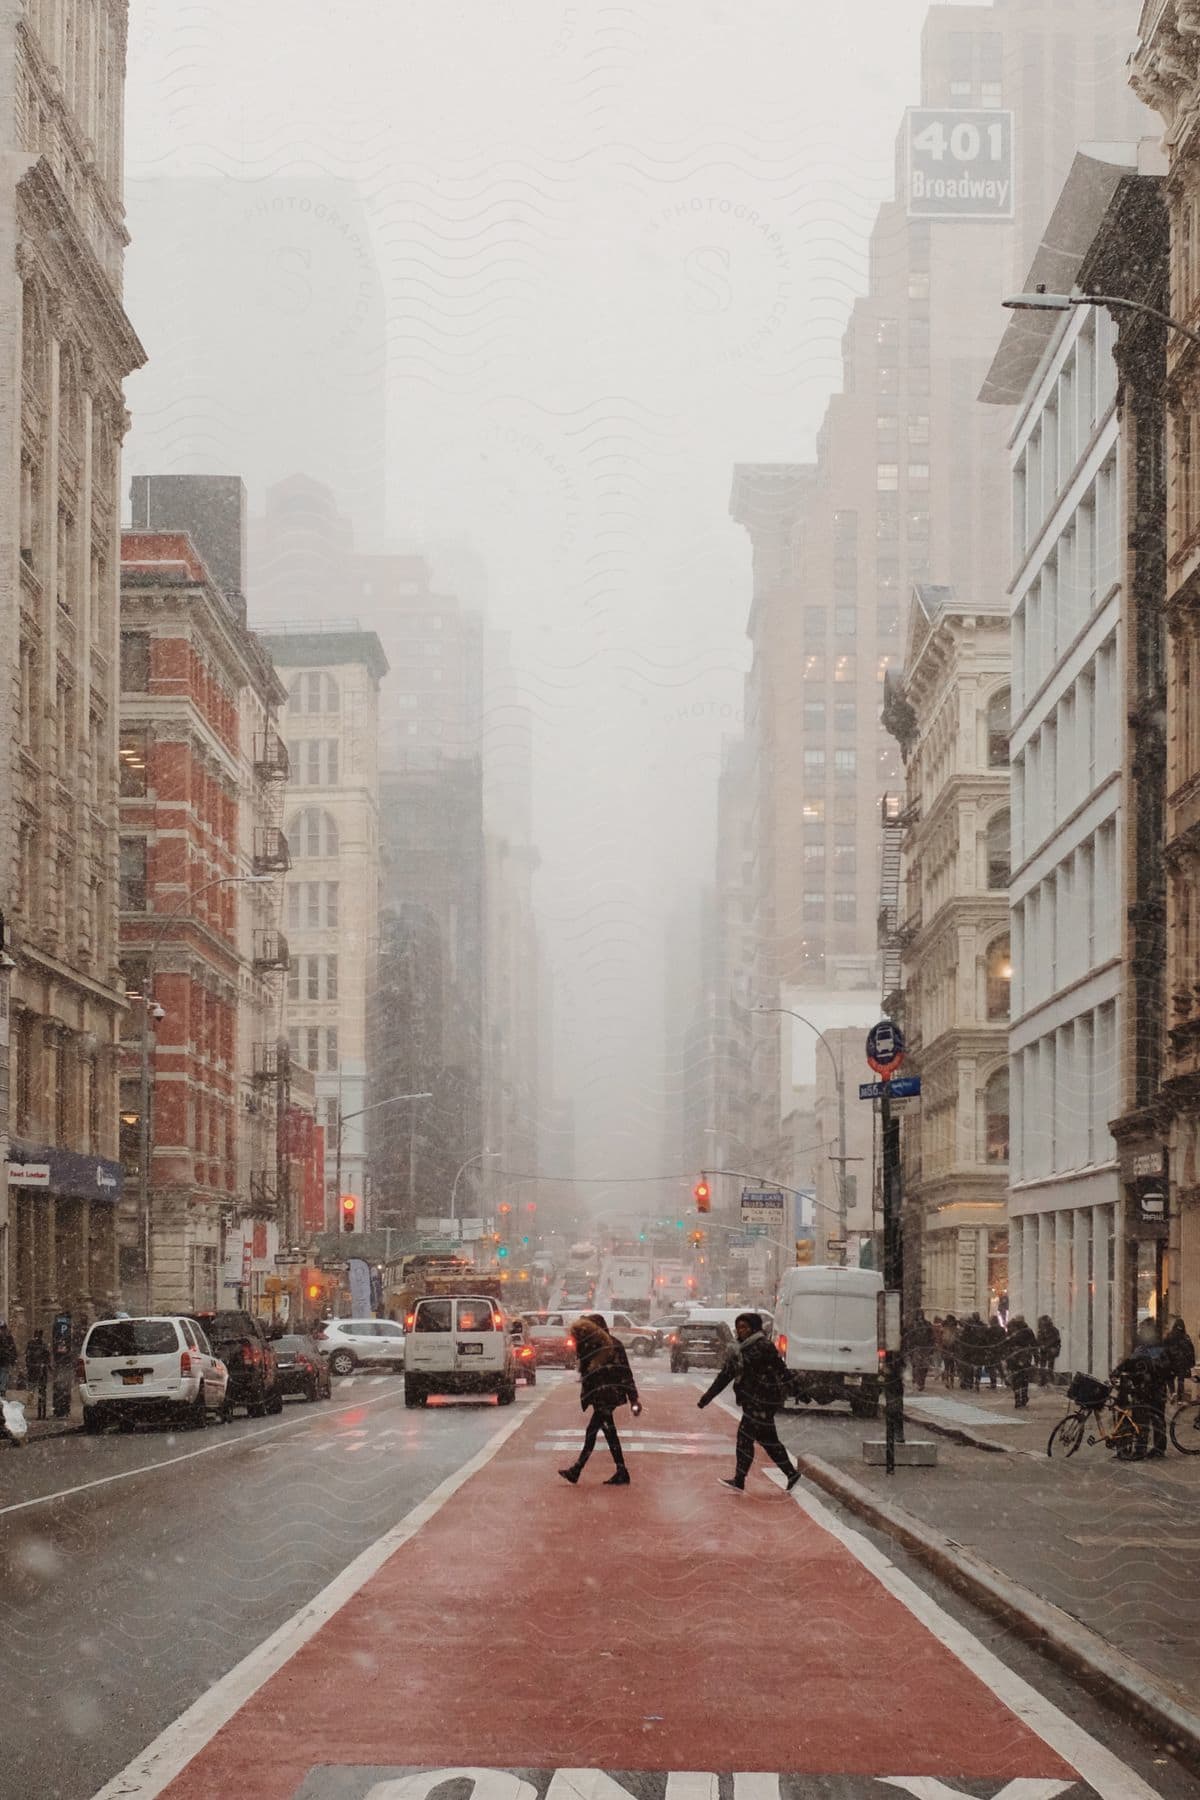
315,1318,406,1376
79,1316,228,1432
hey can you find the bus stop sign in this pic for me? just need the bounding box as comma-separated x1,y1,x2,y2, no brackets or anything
866,1019,905,1076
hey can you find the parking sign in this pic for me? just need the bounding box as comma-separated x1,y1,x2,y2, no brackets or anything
906,110,1014,219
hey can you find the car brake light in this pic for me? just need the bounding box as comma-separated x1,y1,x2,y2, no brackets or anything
244,1340,261,1364
566,1335,575,1351
75,1357,86,1381
406,1313,415,1331
776,1333,788,1358
180,1350,193,1375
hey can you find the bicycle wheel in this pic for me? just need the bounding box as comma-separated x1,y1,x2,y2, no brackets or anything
1047,1411,1086,1458
1170,1400,1200,1456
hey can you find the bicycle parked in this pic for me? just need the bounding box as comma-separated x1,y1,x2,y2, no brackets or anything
1169,1380,1200,1455
1046,1371,1146,1459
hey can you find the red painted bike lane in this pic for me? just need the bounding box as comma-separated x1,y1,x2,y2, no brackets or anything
141,1380,1135,1800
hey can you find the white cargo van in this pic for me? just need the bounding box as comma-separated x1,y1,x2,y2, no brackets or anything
773,1265,882,1418
403,1293,517,1407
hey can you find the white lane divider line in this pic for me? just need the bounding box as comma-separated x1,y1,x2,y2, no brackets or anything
535,1441,726,1456
91,1385,551,1800
0,1389,404,1520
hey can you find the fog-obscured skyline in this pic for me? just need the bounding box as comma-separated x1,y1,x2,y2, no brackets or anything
124,0,931,1200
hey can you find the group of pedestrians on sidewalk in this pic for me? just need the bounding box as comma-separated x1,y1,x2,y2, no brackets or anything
904,1308,1061,1402
559,1309,801,1494
0,1311,85,1420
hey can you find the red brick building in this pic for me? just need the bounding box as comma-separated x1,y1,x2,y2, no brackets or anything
118,531,289,1311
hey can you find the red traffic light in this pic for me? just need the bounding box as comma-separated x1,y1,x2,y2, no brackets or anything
306,1282,321,1301
693,1179,711,1213
340,1193,358,1232
498,1202,512,1215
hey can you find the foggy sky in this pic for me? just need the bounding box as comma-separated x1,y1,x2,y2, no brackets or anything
123,0,932,1204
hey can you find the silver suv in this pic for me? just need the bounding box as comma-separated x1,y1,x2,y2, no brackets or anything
315,1318,406,1375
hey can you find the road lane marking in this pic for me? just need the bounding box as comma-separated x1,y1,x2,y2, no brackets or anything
0,1388,408,1520
91,1388,549,1800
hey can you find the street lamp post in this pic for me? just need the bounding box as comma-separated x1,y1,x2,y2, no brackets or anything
1002,286,1200,350
332,1091,433,1225
449,1150,500,1226
755,1006,851,1258
137,872,273,1311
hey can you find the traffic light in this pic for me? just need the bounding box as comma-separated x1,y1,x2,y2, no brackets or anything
693,1179,711,1214
306,1282,321,1301
638,1231,646,1242
340,1193,357,1233
498,1245,509,1259
521,1235,530,1246
689,1229,705,1247
525,1201,537,1214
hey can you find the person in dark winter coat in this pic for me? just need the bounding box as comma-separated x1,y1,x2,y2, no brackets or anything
23,1329,50,1420
1036,1315,1061,1387
904,1312,936,1392
1003,1315,1038,1408
940,1315,958,1388
0,1320,17,1397
697,1312,800,1493
559,1317,641,1486
1114,1319,1171,1458
1164,1317,1196,1401
985,1316,1007,1389
959,1313,986,1390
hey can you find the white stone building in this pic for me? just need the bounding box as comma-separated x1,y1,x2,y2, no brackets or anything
985,152,1133,1376
260,628,386,1225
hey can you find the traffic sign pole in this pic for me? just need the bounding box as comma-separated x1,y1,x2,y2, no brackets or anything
880,1083,905,1472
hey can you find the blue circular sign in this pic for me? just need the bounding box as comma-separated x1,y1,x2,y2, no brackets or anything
866,1019,905,1074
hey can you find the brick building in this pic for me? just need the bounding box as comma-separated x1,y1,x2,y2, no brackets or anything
118,531,289,1311
1,1,145,1333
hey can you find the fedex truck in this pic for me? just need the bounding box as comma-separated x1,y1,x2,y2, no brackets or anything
594,1256,654,1321
653,1260,693,1310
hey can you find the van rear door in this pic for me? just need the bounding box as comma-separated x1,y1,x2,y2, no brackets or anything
405,1298,454,1376
783,1273,878,1375
454,1297,506,1377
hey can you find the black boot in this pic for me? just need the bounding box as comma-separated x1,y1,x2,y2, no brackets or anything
605,1466,630,1486
558,1464,583,1484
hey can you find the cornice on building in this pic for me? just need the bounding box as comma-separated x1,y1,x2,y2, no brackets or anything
16,158,145,379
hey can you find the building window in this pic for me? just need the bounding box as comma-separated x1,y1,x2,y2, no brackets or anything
877,412,899,440
805,606,827,637
834,701,856,733
878,606,900,639
803,654,825,683
288,958,300,1002
834,656,855,683
984,1067,1009,1162
804,749,826,778
325,954,338,1001
834,748,856,779
803,701,825,733
803,891,825,921
907,508,930,539
908,463,930,490
326,881,339,926
325,1027,339,1071
119,727,148,797
287,884,300,930
908,271,930,300
876,318,898,348
120,631,150,692
835,604,857,637
290,671,340,715
833,892,856,922
119,838,147,911
986,810,1011,889
803,842,825,870
288,808,339,858
877,464,899,492
306,955,320,1001
833,834,856,873
986,936,1012,1021
987,687,1011,767
908,415,930,445
801,798,825,823
305,1026,320,1072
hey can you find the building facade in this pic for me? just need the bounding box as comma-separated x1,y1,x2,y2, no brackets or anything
886,585,1011,1317
261,628,386,1223
985,151,1136,1376
1,1,145,1332
1130,1,1200,1345
118,530,289,1312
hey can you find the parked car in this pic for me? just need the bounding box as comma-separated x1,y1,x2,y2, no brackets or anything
584,1308,659,1359
509,1317,538,1386
315,1317,407,1376
79,1316,228,1432
190,1311,282,1418
521,1310,576,1367
404,1294,517,1406
274,1333,332,1402
669,1319,734,1373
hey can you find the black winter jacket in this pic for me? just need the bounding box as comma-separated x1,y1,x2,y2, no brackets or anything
698,1332,788,1423
577,1331,639,1415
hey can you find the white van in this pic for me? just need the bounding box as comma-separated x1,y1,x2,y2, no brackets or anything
403,1294,517,1407
773,1266,882,1418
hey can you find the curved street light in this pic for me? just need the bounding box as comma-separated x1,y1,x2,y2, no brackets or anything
754,1004,850,1251
450,1149,500,1223
1002,286,1200,350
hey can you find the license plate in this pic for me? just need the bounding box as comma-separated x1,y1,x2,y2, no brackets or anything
457,1342,484,1357
121,1373,145,1385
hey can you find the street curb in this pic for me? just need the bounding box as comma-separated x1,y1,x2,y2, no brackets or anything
799,1450,1200,1770
904,1408,1018,1455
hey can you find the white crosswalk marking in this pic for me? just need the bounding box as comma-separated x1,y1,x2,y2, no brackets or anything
879,1780,1072,1800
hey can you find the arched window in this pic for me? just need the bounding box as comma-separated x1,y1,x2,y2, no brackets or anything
986,935,1012,1021
984,1067,1009,1163
986,809,1010,890
987,687,1011,767
287,807,338,858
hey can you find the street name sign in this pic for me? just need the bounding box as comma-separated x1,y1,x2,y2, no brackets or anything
859,1075,922,1100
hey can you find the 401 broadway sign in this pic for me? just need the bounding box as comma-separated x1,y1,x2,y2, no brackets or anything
906,110,1014,218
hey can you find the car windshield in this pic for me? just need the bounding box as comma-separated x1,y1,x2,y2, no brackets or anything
86,1321,179,1358
275,1337,311,1353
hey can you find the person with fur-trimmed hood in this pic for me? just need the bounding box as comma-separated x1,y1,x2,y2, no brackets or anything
697,1312,800,1494
559,1315,641,1487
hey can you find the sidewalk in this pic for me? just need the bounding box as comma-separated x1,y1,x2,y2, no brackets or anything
7,1385,82,1440
784,1386,1200,1735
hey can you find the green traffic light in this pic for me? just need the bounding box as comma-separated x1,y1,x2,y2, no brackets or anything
498,1246,509,1258
675,1219,684,1228
521,1236,529,1246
